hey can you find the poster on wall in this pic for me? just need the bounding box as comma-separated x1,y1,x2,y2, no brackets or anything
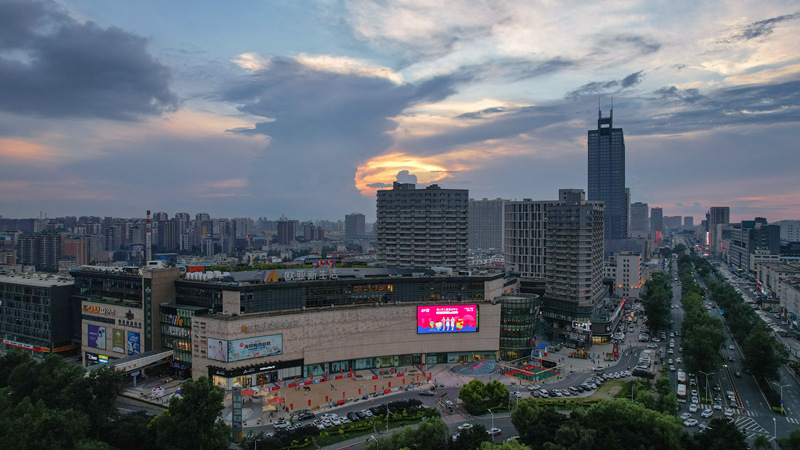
228,335,283,362
417,305,479,334
207,338,229,362
111,329,125,353
87,325,106,349
126,332,140,355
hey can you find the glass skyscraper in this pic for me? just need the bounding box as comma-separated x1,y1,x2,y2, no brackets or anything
588,109,627,240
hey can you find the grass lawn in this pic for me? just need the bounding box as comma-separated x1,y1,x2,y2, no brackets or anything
530,379,628,407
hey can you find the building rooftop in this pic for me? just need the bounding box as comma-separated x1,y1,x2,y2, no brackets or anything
0,272,74,287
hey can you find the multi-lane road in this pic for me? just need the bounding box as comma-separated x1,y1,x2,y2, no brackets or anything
668,254,800,444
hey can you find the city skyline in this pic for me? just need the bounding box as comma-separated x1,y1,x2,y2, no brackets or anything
1,1,799,223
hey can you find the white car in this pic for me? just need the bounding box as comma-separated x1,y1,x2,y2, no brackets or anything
724,409,735,418
689,404,698,413
680,412,692,420
713,402,722,410
683,418,698,427
701,409,713,418
487,427,502,436
458,423,473,431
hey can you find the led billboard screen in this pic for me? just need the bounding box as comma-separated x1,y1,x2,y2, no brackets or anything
417,305,478,334
228,334,283,362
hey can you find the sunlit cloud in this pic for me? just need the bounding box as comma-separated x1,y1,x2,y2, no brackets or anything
232,52,403,83
0,139,57,163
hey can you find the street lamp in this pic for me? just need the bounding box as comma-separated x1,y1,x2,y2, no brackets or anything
773,382,790,415
773,418,777,449
489,408,495,442
699,371,712,404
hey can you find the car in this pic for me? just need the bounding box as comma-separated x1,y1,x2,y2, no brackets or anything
680,412,692,420
713,402,722,410
668,349,674,354
683,418,698,427
670,332,675,337
314,420,326,430
729,345,735,350
419,390,435,396
487,427,502,436
528,384,541,391
668,359,674,365
347,412,360,422
678,347,683,353
724,409,735,418
531,391,540,398
513,391,524,398
589,383,598,389
691,390,698,397
714,384,721,392
356,411,367,419
561,389,571,396
298,412,315,421
322,413,337,420
554,391,563,397
691,396,699,404
362,409,373,418
505,436,520,442
593,366,604,372
735,371,741,378
331,417,342,426
689,404,698,413
701,409,713,418
568,387,578,393
458,423,473,431
729,356,735,362
669,365,676,371
274,420,290,430
699,421,709,429
676,358,683,364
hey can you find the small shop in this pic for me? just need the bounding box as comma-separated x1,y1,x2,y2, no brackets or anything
208,359,303,391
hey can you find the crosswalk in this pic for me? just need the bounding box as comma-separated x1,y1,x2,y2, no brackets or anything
695,404,757,417
735,416,775,442
787,416,800,425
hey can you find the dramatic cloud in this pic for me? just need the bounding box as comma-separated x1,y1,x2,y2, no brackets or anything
564,71,645,99
0,0,178,120
731,12,799,41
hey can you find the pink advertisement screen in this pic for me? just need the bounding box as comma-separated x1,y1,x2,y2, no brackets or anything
417,305,478,334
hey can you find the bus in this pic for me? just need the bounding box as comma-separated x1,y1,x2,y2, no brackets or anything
677,369,686,384
677,384,687,403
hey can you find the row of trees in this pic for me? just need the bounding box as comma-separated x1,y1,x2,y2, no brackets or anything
677,254,726,384
0,350,231,450
642,271,673,335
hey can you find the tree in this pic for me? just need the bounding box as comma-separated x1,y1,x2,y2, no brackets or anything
752,434,773,450
777,429,800,449
743,328,788,381
149,376,231,450
510,399,566,448
459,379,487,414
682,418,747,450
479,440,531,449
453,423,490,449
102,411,157,450
579,399,682,450
0,396,93,450
366,416,449,450
485,380,510,406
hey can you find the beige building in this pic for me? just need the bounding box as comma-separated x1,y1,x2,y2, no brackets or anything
193,302,501,390
758,262,800,301
81,301,145,366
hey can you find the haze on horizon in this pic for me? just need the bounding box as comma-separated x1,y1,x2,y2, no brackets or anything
0,0,798,224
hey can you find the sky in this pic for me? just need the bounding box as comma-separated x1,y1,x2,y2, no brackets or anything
0,0,799,224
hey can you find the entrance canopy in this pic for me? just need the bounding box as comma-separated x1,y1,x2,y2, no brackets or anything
86,349,174,375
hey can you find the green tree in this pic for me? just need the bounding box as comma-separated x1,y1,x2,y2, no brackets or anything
579,399,682,450
0,350,32,387
0,396,93,450
366,416,449,450
742,328,788,381
682,418,747,450
510,399,566,448
485,380,510,406
149,376,231,450
453,423,490,449
459,380,487,414
752,434,773,450
101,411,157,450
479,440,531,449
777,428,800,449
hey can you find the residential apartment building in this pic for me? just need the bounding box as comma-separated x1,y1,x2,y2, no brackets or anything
376,182,468,270
469,198,506,251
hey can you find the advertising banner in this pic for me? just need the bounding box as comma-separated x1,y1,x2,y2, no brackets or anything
208,338,229,362
126,332,140,355
112,329,125,353
417,305,478,334
228,334,283,362
87,325,106,349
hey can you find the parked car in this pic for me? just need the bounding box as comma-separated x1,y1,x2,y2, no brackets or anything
298,412,315,421
487,427,502,436
701,409,713,418
683,418,698,427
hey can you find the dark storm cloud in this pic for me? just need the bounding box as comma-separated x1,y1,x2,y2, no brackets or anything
621,71,644,88
732,12,799,40
394,170,418,184
0,0,178,120
565,71,644,100
636,80,800,135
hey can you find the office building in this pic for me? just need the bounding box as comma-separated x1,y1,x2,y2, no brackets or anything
588,109,627,240
0,273,75,355
376,182,468,270
345,213,366,239
684,216,694,229
650,207,663,234
469,198,506,250
775,220,800,242
541,189,606,347
604,251,643,300
667,216,683,231
708,207,730,256
730,218,781,272
629,202,649,236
